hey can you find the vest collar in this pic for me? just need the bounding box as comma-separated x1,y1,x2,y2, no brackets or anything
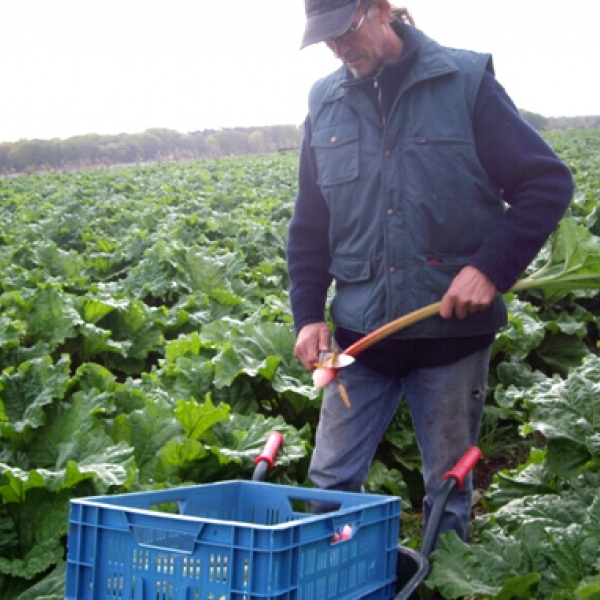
320,26,459,106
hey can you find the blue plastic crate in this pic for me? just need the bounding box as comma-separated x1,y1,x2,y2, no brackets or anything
65,480,400,600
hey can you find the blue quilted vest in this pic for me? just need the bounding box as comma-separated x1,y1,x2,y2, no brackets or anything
308,28,507,338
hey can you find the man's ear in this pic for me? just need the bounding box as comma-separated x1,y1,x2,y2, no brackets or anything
376,0,392,24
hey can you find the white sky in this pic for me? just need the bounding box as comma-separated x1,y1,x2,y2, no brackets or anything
1,0,598,143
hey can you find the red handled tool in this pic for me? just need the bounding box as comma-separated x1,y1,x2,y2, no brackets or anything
394,446,483,600
252,431,284,482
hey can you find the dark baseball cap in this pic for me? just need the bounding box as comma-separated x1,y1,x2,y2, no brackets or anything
301,0,361,49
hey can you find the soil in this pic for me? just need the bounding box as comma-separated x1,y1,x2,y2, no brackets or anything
473,455,505,493
470,432,542,517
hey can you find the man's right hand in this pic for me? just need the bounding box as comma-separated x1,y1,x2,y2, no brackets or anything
294,322,332,370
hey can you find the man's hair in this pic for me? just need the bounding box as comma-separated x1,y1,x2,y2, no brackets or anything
390,5,415,26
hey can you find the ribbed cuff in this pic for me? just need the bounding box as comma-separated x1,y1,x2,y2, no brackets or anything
470,246,527,293
291,299,327,335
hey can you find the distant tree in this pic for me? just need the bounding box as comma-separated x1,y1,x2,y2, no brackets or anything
40,139,63,169
520,110,548,131
61,134,102,163
261,124,301,151
215,129,249,155
188,132,209,156
177,134,195,154
145,128,181,148
205,134,219,155
0,142,14,172
6,140,52,171
131,132,164,161
248,130,265,153
102,138,143,164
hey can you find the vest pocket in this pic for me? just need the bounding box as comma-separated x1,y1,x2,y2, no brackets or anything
328,255,375,332
312,123,359,187
419,254,469,306
329,255,371,284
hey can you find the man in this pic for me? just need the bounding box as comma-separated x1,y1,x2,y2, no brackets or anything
287,0,573,550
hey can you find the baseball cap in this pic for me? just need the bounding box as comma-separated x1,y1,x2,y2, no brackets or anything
301,0,361,49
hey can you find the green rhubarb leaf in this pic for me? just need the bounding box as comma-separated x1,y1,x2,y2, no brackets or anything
0,466,48,502
200,318,315,398
470,472,600,599
81,294,129,324
1,435,134,496
573,577,600,600
184,249,245,299
0,355,71,443
536,492,600,597
13,560,66,600
158,436,207,472
98,298,164,359
545,307,590,337
27,388,113,468
482,450,557,511
0,488,70,581
427,526,544,599
32,240,87,283
492,296,546,361
364,459,410,504
0,507,17,553
211,376,259,413
62,436,135,492
0,538,63,580
71,361,117,393
174,395,230,441
530,331,589,377
0,574,30,600
490,488,590,535
163,331,203,363
210,412,310,470
0,315,25,350
8,284,82,347
524,354,600,477
512,217,600,300
158,354,216,405
108,395,182,483
79,322,132,360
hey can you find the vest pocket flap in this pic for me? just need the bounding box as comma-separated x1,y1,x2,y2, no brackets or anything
312,123,360,187
329,256,371,283
311,123,359,149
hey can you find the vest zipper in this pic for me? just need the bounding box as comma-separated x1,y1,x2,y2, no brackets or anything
374,77,386,127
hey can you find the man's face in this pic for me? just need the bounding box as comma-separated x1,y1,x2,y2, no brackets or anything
325,1,388,78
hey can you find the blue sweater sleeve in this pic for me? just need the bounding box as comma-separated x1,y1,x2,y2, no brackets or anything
468,73,574,291
286,118,332,333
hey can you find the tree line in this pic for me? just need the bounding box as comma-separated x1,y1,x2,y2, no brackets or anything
519,111,600,133
0,125,302,175
1,114,599,175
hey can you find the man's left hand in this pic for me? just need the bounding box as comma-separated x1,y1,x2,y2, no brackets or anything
439,266,498,320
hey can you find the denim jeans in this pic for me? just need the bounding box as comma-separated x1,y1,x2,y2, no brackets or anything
308,346,491,543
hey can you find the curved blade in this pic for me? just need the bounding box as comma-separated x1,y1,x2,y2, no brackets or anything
319,352,355,368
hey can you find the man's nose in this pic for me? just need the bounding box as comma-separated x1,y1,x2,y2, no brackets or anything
329,37,352,58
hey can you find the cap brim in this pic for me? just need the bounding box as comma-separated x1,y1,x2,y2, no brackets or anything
301,0,360,49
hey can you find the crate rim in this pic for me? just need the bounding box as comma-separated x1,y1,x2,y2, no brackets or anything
69,480,401,531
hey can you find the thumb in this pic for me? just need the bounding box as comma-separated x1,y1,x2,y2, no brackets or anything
318,324,331,352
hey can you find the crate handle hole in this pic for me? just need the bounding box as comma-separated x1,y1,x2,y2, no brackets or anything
288,497,342,514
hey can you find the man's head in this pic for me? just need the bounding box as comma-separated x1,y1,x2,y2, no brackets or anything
302,0,404,78
301,0,362,49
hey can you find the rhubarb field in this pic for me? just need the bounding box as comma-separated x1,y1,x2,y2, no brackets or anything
1,129,600,599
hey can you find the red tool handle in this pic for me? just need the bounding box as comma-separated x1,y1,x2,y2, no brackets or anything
443,446,482,490
254,431,284,469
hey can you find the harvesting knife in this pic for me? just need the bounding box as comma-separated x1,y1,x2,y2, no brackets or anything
318,351,355,368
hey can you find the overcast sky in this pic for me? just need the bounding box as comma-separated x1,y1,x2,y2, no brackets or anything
1,0,598,143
